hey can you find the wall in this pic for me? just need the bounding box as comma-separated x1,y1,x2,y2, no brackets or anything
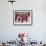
0,0,46,42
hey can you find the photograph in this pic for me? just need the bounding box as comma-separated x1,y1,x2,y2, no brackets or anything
13,10,32,25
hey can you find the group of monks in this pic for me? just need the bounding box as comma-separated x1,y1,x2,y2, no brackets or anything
15,12,30,23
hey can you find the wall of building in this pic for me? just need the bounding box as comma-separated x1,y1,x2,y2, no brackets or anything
0,0,46,42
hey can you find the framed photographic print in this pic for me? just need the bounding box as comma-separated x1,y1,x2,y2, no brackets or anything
13,10,33,25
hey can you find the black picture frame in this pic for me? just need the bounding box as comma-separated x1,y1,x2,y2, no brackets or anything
13,10,33,26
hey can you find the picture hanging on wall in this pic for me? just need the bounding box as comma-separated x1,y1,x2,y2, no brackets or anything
13,10,33,25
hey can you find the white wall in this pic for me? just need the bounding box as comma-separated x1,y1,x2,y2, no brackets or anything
0,0,46,42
